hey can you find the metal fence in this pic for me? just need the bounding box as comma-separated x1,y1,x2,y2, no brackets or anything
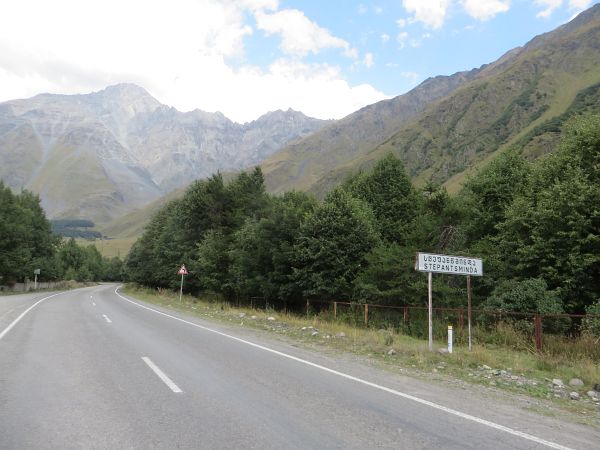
325,301,599,352
224,296,599,353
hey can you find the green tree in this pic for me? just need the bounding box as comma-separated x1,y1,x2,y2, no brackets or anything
346,154,422,244
293,188,380,300
228,191,316,305
459,149,531,243
497,116,600,312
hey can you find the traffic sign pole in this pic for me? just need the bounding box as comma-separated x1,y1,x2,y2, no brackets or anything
179,273,184,302
177,264,188,302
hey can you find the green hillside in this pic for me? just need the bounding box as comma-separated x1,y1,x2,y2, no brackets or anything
262,5,600,198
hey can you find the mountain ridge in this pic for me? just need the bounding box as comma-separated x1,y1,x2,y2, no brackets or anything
0,84,330,223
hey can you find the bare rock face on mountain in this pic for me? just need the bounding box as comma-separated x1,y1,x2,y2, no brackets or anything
0,84,329,223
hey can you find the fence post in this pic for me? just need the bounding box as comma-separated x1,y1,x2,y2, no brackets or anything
459,309,464,339
403,306,409,325
306,299,310,318
333,302,337,319
534,314,543,352
364,303,369,326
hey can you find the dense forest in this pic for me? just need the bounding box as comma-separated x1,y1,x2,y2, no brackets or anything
0,184,123,285
125,116,599,317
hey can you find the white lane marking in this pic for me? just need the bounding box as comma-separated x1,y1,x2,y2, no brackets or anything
141,356,183,393
0,292,64,341
102,314,112,323
115,287,571,450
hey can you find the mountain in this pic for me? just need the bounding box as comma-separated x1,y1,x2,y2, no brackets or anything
0,84,329,223
261,4,600,197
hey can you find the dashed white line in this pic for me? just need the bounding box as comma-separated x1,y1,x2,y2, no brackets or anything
115,286,573,450
0,292,64,341
141,356,183,393
102,314,112,323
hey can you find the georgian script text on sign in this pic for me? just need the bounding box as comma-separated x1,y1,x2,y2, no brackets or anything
415,253,483,276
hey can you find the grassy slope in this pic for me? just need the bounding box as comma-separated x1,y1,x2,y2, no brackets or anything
98,186,186,238
75,237,137,259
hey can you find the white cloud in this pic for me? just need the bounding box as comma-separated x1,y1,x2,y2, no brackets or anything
402,0,450,29
255,8,353,57
397,31,409,48
401,71,419,82
358,4,368,14
381,33,391,43
535,0,563,18
460,0,510,21
375,6,384,14
396,18,409,28
363,53,374,68
0,0,385,123
569,0,592,10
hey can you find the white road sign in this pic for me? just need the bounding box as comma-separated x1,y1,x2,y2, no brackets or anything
415,252,483,276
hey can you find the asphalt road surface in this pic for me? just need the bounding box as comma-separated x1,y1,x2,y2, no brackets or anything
1,284,599,449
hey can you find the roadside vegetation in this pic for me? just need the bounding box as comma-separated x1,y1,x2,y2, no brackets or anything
0,184,124,285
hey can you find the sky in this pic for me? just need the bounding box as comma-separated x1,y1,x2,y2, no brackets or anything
0,0,597,123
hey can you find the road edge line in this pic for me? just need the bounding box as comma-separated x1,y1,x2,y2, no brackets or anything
0,292,65,341
114,286,573,450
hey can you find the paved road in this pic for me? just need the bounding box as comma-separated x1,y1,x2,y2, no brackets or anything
1,284,598,449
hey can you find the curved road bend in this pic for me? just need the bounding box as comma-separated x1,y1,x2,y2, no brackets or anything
1,284,598,449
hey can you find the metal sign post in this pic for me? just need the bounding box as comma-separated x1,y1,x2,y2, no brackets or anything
467,275,472,351
33,269,40,290
415,252,483,351
428,272,433,351
177,264,188,302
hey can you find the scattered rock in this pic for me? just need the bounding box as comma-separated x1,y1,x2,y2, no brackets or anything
388,349,397,356
238,313,246,318
587,391,598,399
437,348,449,354
552,379,564,387
311,331,319,336
481,365,491,371
335,332,346,338
250,315,257,319
569,378,584,386
569,392,580,401
436,365,445,370
267,316,276,321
